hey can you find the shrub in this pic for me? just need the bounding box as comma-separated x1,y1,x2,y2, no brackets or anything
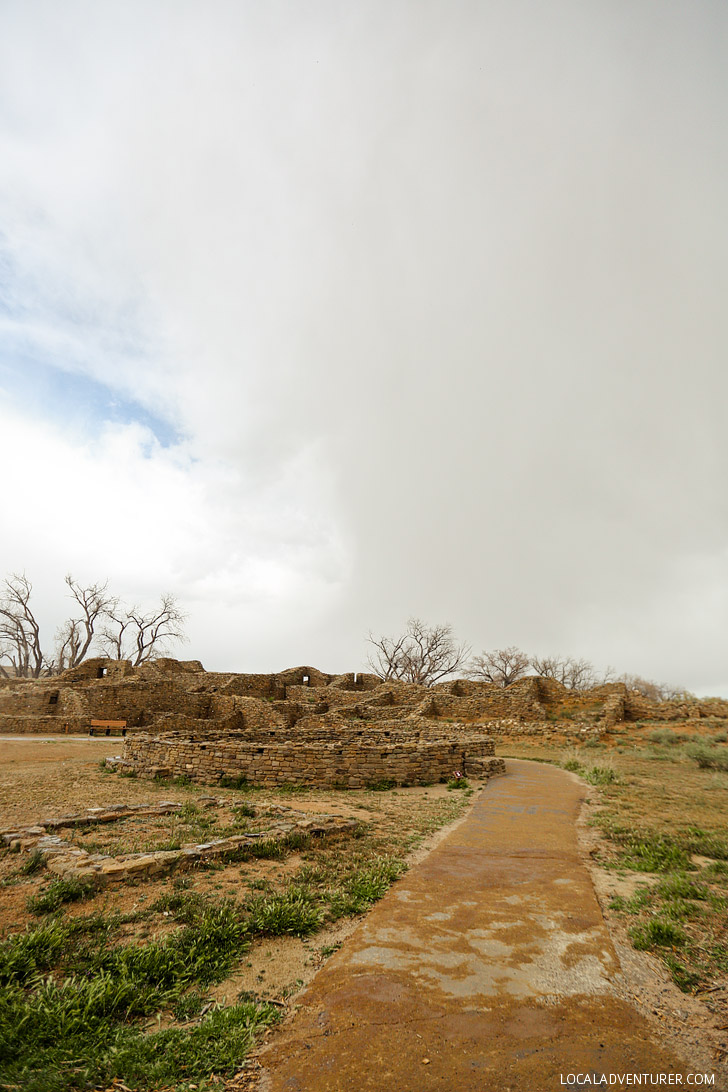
685,743,728,772
648,728,683,745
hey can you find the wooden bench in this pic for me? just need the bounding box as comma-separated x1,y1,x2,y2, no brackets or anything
89,719,127,737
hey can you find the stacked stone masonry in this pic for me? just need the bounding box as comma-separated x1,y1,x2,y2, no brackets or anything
2,658,726,787
1,799,359,885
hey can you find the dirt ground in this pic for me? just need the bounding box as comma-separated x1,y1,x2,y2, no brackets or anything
3,734,726,1088
0,736,473,1005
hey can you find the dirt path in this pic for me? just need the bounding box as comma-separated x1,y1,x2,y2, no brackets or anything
257,760,715,1091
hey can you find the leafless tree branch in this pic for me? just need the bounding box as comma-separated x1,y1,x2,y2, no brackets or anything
466,646,531,688
368,618,470,686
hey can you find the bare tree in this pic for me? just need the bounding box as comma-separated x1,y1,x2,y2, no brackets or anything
618,673,694,702
0,574,45,678
467,646,531,688
99,593,188,665
53,576,117,672
530,654,598,691
367,618,470,686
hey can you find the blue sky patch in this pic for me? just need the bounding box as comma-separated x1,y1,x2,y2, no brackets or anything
0,352,181,447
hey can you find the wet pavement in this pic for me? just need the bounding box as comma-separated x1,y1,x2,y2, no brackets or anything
258,760,691,1091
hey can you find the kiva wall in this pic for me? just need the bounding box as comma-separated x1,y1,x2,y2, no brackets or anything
120,730,504,789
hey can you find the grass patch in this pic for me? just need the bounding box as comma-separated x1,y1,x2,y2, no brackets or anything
328,858,406,918
630,918,687,950
27,877,97,915
605,829,691,873
584,765,619,786
246,888,322,936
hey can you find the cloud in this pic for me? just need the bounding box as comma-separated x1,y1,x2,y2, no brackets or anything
0,402,348,668
0,1,726,689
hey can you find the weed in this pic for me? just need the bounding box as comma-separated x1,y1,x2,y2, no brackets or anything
328,858,406,918
247,889,322,936
630,918,687,949
657,874,709,902
584,765,619,786
233,802,256,819
662,954,702,992
27,877,97,915
19,850,45,877
608,887,653,915
284,831,311,852
682,827,728,860
368,779,396,792
609,830,691,873
219,774,252,790
319,942,342,959
171,989,207,1021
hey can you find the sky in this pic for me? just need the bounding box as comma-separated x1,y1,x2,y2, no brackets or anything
1,1,727,694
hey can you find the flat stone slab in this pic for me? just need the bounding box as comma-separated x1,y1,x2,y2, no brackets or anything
258,760,691,1091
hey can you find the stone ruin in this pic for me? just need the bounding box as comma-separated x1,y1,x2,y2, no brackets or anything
1,657,726,789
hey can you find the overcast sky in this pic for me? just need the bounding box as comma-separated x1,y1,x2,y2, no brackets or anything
1,1,727,693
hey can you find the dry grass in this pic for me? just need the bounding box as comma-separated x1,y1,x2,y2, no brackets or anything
500,729,728,999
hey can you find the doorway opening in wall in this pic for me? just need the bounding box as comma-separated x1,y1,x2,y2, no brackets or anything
48,692,59,705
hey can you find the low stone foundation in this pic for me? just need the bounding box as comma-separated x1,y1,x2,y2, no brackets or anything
118,728,505,789
1,801,358,885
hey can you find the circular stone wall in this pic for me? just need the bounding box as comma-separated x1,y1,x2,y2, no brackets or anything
120,730,504,789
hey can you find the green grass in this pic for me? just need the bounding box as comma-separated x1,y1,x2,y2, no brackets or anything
446,776,470,790
630,918,688,950
27,877,97,915
584,765,619,786
604,828,691,873
246,888,323,936
19,850,46,876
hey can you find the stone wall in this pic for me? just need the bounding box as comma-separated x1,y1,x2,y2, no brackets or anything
120,729,504,789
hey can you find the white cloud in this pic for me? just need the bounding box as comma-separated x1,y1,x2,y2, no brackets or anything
0,1,727,687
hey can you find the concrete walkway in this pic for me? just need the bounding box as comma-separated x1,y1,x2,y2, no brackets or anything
258,760,689,1092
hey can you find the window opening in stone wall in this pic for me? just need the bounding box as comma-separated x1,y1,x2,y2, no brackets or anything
48,692,59,705
97,667,108,679
303,675,310,686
